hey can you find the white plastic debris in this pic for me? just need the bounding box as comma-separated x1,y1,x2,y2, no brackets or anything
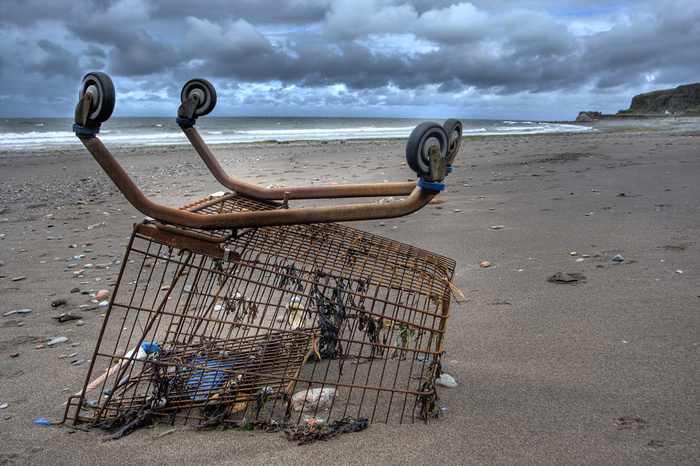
291,387,337,412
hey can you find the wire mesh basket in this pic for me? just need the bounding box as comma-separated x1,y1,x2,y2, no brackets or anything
62,72,461,434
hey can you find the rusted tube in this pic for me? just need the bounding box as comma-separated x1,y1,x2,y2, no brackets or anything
78,135,437,229
180,124,417,200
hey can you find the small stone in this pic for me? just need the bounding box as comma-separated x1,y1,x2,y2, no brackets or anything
575,258,584,263
51,299,67,308
70,287,80,293
92,289,109,301
3,309,32,317
71,359,85,366
570,252,578,256
490,225,505,230
47,336,68,346
379,222,386,226
76,320,85,326
9,353,19,358
16,322,26,327
675,270,683,274
11,276,27,282
612,254,624,262
435,373,458,388
480,261,491,268
0,403,8,409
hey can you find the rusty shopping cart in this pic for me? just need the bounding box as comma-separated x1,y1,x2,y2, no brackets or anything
61,72,462,435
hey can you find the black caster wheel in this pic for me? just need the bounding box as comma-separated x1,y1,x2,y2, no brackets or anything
79,72,115,125
405,122,448,177
443,118,462,156
180,78,217,117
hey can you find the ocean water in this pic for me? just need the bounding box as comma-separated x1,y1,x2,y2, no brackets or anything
0,117,592,154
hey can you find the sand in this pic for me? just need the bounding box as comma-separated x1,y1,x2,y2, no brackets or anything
1,122,699,463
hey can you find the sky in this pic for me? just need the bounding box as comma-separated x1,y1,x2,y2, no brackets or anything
0,0,698,121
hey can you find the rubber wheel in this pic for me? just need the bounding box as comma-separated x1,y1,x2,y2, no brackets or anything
180,78,217,117
79,72,115,124
443,118,462,156
405,122,448,177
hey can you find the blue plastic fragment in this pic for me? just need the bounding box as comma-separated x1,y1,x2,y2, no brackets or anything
34,418,52,426
140,342,161,355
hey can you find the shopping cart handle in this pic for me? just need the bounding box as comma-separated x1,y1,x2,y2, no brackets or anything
74,134,444,229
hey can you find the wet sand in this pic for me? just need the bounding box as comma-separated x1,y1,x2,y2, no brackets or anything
1,123,699,463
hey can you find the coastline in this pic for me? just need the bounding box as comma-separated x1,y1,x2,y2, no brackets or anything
1,128,699,463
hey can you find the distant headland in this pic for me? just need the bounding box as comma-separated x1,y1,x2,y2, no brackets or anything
576,83,700,122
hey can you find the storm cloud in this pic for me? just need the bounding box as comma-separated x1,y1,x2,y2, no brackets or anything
1,0,698,119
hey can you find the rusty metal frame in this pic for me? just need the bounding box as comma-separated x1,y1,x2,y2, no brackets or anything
179,124,418,201
76,134,443,229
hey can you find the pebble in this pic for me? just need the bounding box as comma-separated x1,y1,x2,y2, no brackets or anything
3,309,32,317
0,403,8,409
47,336,68,346
480,261,491,268
490,225,505,230
676,270,683,274
71,359,85,366
379,222,386,226
92,289,109,301
9,353,19,358
575,258,584,263
51,299,67,307
612,254,625,262
76,320,85,326
16,322,26,327
435,373,458,388
11,276,27,281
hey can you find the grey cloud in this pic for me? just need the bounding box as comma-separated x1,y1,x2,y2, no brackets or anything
1,0,699,119
26,39,80,77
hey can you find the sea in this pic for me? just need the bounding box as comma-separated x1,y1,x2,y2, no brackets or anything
0,117,592,154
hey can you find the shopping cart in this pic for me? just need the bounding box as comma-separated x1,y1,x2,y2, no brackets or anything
62,72,462,435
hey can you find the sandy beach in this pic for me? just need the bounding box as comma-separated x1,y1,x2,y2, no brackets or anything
1,122,698,464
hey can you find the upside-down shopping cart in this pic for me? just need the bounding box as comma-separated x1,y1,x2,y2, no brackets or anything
61,72,462,436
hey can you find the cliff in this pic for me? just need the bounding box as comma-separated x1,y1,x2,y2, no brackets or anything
576,83,700,121
620,83,700,115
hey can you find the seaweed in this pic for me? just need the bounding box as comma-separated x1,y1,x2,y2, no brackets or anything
285,418,369,445
312,281,345,362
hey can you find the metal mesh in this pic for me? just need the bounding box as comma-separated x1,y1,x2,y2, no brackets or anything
63,193,455,429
